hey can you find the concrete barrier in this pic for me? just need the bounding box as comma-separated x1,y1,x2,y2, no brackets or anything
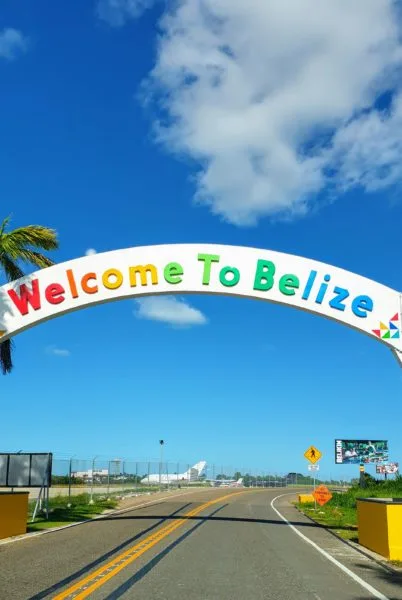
357,497,402,560
0,492,29,540
298,494,315,503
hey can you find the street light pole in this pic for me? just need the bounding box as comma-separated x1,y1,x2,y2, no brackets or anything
159,440,164,491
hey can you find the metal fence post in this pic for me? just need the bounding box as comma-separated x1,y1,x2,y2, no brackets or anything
68,456,73,503
89,456,98,504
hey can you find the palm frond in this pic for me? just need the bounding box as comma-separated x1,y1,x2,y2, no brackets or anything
0,339,13,374
9,249,54,270
0,218,59,376
0,253,24,281
0,216,11,237
3,225,59,252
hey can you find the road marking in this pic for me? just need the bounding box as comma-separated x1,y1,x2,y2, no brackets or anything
54,491,246,600
0,488,213,547
271,494,390,600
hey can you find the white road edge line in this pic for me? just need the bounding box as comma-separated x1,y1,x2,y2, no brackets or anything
270,493,390,600
0,488,212,547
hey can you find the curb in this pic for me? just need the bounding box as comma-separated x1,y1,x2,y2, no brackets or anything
295,505,402,575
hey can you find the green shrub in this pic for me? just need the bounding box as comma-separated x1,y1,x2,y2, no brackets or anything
327,477,402,510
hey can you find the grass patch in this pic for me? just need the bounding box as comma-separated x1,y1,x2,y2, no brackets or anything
297,476,402,545
390,560,402,569
27,493,118,532
26,484,190,532
298,502,358,541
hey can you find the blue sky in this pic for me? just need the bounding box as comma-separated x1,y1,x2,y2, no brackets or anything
1,0,402,481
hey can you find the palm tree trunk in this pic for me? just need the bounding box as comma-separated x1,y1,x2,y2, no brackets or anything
0,339,13,374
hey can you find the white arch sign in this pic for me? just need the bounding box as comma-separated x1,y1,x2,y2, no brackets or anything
1,244,401,366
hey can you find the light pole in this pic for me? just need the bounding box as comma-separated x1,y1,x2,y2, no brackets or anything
159,440,164,490
89,455,98,504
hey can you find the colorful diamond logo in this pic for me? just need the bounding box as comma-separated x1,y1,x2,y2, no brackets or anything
372,313,400,340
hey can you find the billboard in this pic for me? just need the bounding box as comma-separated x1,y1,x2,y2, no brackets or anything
376,462,399,475
0,453,52,487
335,440,388,464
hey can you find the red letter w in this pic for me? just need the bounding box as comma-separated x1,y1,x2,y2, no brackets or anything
8,279,41,315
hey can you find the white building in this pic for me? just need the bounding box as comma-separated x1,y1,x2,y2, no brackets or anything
71,469,109,480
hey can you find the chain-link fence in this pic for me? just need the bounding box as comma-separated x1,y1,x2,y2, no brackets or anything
1,454,349,499
31,456,343,500
52,458,214,500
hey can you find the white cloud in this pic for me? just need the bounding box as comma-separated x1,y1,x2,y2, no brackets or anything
329,94,402,193
85,248,97,256
46,346,71,357
97,0,157,26
135,295,207,326
138,0,402,225
0,28,28,60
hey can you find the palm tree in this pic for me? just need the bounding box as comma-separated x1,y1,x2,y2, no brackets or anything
0,216,58,374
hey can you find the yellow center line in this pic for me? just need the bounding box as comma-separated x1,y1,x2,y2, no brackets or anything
53,490,246,600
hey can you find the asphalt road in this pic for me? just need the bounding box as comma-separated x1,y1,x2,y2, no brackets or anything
0,488,401,600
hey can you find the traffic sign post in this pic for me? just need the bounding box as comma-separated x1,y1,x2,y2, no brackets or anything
313,485,332,507
359,463,366,489
308,463,320,500
304,446,322,465
304,446,323,503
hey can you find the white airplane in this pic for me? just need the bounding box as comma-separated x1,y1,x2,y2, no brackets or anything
141,461,207,485
209,477,244,488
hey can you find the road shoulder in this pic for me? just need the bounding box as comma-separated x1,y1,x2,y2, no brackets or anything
295,500,402,574
272,492,402,600
0,487,213,546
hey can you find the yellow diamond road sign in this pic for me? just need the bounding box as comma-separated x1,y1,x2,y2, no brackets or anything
304,445,322,464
